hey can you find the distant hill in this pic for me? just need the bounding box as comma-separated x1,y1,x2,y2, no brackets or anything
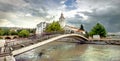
0,27,35,29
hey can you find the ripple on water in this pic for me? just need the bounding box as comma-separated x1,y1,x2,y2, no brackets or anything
15,41,120,61
80,45,120,61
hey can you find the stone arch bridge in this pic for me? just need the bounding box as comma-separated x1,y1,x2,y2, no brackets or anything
0,35,19,39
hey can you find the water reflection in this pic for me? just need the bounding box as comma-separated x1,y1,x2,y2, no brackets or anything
80,45,120,61
15,41,120,61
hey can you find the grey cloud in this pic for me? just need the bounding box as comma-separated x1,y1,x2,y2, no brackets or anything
66,0,120,32
0,0,49,19
66,14,86,28
0,2,16,12
0,0,120,32
75,14,83,19
80,2,120,32
20,7,48,17
20,0,66,17
0,0,66,18
67,16,93,31
23,0,65,10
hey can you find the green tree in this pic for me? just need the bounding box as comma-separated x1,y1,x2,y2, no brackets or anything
18,30,30,37
45,21,63,32
27,29,36,33
9,30,18,35
0,29,4,36
17,29,22,33
3,29,10,35
89,23,107,37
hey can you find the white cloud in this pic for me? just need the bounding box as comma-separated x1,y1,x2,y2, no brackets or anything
0,19,15,27
0,0,29,7
0,0,120,32
25,13,32,17
65,10,77,18
0,11,18,19
60,0,66,4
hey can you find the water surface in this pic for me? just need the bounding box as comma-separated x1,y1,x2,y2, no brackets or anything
15,40,120,61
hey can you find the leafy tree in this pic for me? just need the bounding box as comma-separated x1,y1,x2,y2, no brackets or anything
3,29,10,35
0,29,4,36
45,21,63,32
27,29,36,33
9,30,18,35
89,23,107,37
79,24,84,31
17,29,22,33
18,30,30,37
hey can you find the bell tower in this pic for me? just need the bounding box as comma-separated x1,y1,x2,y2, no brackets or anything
59,13,65,28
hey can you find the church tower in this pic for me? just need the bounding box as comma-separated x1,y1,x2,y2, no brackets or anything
59,13,65,28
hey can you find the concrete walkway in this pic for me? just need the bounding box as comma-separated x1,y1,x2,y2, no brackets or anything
12,34,88,56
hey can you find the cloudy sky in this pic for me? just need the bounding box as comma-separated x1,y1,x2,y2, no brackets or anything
0,0,120,32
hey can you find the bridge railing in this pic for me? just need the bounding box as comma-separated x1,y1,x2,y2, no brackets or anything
5,34,61,51
0,44,12,57
5,33,86,52
6,33,83,47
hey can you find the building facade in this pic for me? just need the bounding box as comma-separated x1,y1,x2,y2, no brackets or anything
35,22,47,35
35,13,85,35
64,25,86,34
36,13,66,35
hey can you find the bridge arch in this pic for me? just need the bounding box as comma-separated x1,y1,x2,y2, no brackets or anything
5,36,11,39
13,36,18,39
54,34,88,41
12,34,89,56
0,37,3,39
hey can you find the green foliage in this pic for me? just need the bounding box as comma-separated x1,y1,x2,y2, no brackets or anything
27,29,36,33
0,29,4,36
89,23,107,37
18,30,30,37
3,29,10,35
0,28,18,36
9,30,18,35
45,21,63,32
0,28,10,36
17,29,22,33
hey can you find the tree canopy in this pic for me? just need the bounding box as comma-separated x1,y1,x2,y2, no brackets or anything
9,30,18,35
3,29,10,35
18,30,30,37
0,28,35,37
0,29,4,36
89,23,107,37
0,28,10,36
45,21,63,32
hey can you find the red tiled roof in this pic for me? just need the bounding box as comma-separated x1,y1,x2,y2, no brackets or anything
66,25,84,32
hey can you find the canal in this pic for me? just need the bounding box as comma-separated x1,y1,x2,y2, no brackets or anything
15,39,120,61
